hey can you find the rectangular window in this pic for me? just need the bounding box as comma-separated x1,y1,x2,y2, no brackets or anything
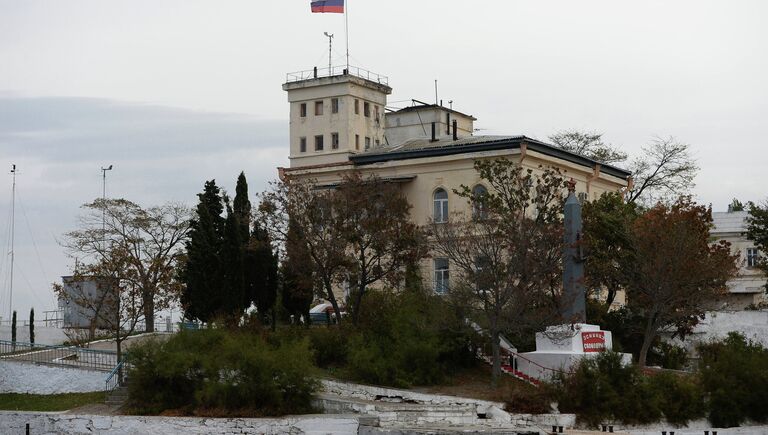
434,258,449,294
314,100,323,116
354,99,359,115
331,98,339,114
355,134,360,150
747,248,761,268
331,132,339,150
299,137,306,152
314,135,324,151
300,103,307,117
475,256,490,293
364,102,370,117
374,105,380,123
365,136,371,150
375,139,380,147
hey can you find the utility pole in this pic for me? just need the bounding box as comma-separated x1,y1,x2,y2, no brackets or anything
324,32,334,73
101,165,113,247
8,164,16,321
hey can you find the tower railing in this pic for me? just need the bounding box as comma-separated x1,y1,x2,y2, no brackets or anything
285,65,389,86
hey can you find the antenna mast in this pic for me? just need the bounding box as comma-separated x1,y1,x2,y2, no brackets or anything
324,32,334,73
8,164,16,321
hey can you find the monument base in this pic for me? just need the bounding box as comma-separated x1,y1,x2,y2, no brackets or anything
515,323,632,381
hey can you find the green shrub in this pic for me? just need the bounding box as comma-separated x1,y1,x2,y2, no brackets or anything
127,329,318,416
647,372,704,425
558,351,703,427
648,342,689,370
698,333,768,427
346,289,476,387
308,328,350,368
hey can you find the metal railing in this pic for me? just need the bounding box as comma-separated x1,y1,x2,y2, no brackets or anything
105,360,127,398
0,340,118,371
285,65,389,85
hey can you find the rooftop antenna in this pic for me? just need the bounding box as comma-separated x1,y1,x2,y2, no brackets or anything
324,32,334,73
8,164,16,320
434,80,438,105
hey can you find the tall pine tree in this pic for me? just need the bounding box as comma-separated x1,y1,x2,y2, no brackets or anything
233,172,252,243
181,180,225,322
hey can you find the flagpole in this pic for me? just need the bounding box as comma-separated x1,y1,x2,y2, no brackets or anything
345,0,349,71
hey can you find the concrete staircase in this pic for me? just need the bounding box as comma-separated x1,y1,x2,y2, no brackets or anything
478,354,542,387
316,394,482,427
105,384,129,407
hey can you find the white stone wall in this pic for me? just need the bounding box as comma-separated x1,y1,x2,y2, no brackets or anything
664,310,768,354
0,361,104,393
0,326,68,345
0,412,361,435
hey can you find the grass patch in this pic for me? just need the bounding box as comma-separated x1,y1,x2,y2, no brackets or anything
0,392,104,412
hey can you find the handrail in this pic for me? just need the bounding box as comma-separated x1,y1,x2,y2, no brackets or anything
0,339,119,371
105,360,127,399
285,65,389,86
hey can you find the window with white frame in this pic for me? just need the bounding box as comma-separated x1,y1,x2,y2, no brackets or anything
434,258,449,294
747,248,760,268
433,188,449,223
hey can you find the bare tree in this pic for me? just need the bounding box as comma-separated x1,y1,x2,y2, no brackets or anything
335,173,427,325
548,130,628,164
627,137,698,204
259,178,349,324
432,159,567,384
54,243,144,364
60,199,189,333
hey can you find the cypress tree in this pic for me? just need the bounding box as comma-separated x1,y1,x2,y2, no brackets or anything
280,220,314,326
233,172,252,244
29,308,34,345
181,180,225,323
11,311,16,343
220,203,246,325
246,220,279,327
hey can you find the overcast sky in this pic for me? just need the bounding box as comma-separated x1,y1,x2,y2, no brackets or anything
1,0,766,317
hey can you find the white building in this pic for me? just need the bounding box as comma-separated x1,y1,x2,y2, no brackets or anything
711,210,766,309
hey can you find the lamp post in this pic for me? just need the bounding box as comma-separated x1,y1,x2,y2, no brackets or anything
100,165,113,246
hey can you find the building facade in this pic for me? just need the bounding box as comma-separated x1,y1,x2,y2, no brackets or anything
711,210,767,309
280,67,632,296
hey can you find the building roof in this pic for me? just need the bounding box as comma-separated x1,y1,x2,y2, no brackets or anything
387,104,477,120
350,135,632,179
712,211,749,235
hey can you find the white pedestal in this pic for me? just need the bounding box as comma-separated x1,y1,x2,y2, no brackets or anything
515,323,632,381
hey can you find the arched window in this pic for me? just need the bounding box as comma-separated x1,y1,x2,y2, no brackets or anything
434,258,450,294
433,188,448,223
471,184,488,220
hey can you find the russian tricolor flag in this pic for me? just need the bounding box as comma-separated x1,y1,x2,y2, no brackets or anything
311,0,344,13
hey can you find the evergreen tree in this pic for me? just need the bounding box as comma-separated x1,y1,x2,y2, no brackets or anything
220,202,246,325
246,220,279,327
233,172,252,244
29,308,34,345
11,311,16,343
181,180,225,322
281,219,314,325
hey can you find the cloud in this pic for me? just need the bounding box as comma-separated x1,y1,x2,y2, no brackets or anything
0,96,288,316
0,96,286,162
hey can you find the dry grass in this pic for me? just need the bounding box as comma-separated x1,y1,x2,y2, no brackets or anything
415,363,556,414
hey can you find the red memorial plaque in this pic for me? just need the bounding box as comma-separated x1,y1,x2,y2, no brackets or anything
581,331,606,353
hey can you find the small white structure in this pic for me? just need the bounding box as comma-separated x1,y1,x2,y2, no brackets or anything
516,323,631,381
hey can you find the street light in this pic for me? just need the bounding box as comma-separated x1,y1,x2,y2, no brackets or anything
100,165,113,246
